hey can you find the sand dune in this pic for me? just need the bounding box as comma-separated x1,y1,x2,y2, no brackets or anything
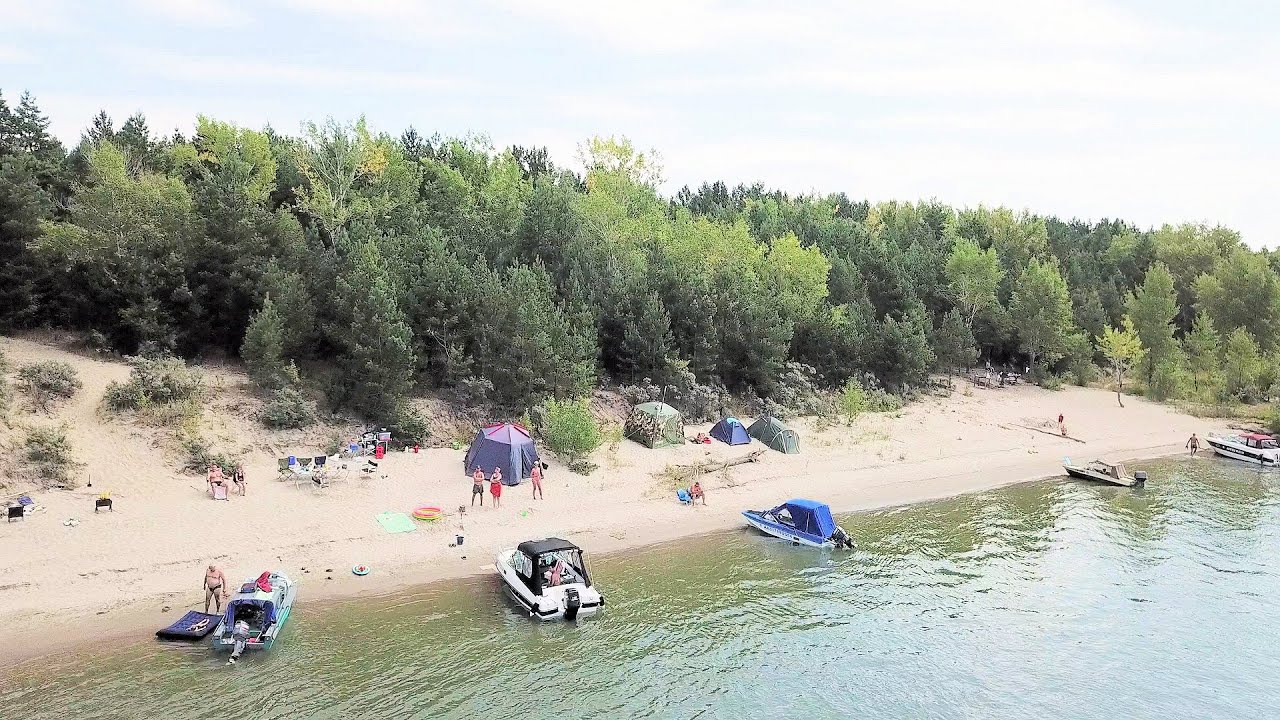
0,336,1218,664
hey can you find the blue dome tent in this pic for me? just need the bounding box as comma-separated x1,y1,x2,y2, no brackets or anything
710,417,751,446
464,423,540,486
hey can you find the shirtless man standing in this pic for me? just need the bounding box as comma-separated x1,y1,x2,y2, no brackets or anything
204,565,228,613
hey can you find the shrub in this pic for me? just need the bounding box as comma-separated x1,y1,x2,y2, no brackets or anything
25,425,82,488
772,362,826,416
260,386,317,430
1269,405,1280,435
1041,373,1064,391
838,379,867,421
104,356,205,412
386,403,430,446
541,397,602,464
17,360,82,411
179,432,236,475
620,363,728,423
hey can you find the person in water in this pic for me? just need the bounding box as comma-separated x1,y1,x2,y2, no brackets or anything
204,564,228,613
530,463,544,500
1187,433,1200,456
471,468,485,507
490,467,503,508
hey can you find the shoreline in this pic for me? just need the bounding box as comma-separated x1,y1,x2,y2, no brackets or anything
1,442,1192,669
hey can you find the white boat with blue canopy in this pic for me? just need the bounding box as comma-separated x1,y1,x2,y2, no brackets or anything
212,570,297,661
742,499,854,548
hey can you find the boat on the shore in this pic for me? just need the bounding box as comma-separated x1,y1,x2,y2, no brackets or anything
1205,433,1278,466
212,571,297,658
742,499,855,548
1063,460,1146,487
496,538,603,621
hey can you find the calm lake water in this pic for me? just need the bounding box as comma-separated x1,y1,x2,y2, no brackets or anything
4,457,1278,719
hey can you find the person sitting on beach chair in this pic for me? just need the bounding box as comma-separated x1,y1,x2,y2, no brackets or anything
690,481,706,505
208,465,229,500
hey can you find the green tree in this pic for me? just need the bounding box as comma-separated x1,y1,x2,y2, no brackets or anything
1221,328,1262,401
1126,262,1178,386
1195,249,1280,351
1009,259,1075,377
1099,317,1143,407
1183,313,1221,398
241,296,297,390
541,397,603,463
328,240,417,419
944,237,1004,329
931,309,978,373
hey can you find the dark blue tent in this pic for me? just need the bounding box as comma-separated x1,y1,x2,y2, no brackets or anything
710,417,751,445
464,423,540,486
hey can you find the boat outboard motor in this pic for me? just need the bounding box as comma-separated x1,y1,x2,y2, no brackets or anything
830,527,855,549
564,588,581,621
1133,471,1147,486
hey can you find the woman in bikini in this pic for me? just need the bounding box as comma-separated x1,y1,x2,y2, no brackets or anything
530,464,544,500
231,463,246,496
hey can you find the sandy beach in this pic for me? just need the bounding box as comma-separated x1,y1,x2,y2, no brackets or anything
0,336,1220,666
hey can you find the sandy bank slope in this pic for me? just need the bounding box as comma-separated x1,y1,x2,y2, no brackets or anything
0,337,1218,664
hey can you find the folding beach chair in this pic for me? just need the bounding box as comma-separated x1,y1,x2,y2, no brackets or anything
211,483,229,501
297,457,313,470
277,458,291,480
7,505,24,522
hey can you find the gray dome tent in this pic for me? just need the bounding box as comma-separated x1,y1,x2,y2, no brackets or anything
747,415,800,454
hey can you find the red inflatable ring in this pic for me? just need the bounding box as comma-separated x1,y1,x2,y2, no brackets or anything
413,506,443,521
352,564,370,576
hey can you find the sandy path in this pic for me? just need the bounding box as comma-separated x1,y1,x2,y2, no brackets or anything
0,337,1223,665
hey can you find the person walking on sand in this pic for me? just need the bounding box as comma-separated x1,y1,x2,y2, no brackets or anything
1058,413,1067,437
204,564,228,613
471,468,485,507
530,464,544,500
1187,433,1200,456
490,467,503,508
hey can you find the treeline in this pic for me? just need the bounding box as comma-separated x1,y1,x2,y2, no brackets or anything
2,89,1278,426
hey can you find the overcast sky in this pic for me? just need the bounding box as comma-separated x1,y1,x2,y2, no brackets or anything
2,0,1276,246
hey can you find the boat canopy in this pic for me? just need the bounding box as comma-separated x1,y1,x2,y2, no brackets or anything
224,597,277,627
774,499,837,539
518,537,580,557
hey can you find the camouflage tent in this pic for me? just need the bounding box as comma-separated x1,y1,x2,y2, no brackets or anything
624,402,684,448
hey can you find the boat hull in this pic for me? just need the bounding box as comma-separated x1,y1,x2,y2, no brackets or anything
741,511,832,547
1206,439,1276,466
495,549,603,621
1064,465,1140,487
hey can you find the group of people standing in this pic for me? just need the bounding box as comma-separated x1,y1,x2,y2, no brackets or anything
470,464,544,508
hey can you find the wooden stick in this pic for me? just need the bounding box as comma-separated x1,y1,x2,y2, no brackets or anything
1004,423,1087,444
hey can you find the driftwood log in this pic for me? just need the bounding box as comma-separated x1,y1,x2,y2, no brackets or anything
665,449,766,484
1002,423,1087,444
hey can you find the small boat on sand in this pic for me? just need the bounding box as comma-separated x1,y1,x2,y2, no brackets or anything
1205,433,1277,466
496,538,603,621
1064,460,1146,487
212,571,297,660
742,499,855,548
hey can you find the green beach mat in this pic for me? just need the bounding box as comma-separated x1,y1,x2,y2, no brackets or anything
376,511,416,534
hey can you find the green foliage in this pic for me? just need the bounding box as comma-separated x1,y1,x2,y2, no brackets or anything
1009,258,1076,374
104,356,205,412
541,397,602,463
944,237,1003,327
386,403,430,445
178,431,236,476
241,296,299,391
1268,405,1280,436
24,424,82,489
1221,328,1263,401
1184,313,1221,398
260,386,316,430
1099,316,1144,394
1063,333,1097,386
1127,262,1178,385
16,360,82,411
838,379,866,421
1196,249,1280,351
931,309,978,372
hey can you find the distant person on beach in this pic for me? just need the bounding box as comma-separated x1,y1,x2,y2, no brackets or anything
204,565,227,613
531,464,544,500
1187,433,1200,456
1058,414,1067,437
690,481,706,505
490,467,503,508
232,463,246,496
471,468,485,507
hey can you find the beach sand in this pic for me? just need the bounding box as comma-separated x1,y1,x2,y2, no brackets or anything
0,336,1219,665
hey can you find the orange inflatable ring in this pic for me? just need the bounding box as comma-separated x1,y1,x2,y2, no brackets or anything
413,506,443,521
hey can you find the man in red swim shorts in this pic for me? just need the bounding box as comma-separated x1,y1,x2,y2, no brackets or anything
490,467,503,508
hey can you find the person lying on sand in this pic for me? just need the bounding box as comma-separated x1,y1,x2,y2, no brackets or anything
204,565,228,613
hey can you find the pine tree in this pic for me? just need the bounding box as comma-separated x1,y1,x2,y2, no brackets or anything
1184,313,1221,398
1127,262,1178,386
931,309,978,373
241,296,295,390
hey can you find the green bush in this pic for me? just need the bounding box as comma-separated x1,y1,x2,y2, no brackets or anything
179,432,236,475
838,379,867,421
260,386,316,430
104,356,205,412
1041,373,1065,391
17,360,82,411
25,425,82,488
541,397,602,463
386,403,430,445
1268,405,1280,435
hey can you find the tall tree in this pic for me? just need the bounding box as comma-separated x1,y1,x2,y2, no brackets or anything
1221,328,1262,401
944,237,1004,330
1183,313,1221,398
1126,262,1178,386
1099,316,1143,407
1195,249,1280,351
1009,259,1075,375
931,309,978,373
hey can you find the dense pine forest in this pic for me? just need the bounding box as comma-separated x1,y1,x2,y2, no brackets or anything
3,89,1278,429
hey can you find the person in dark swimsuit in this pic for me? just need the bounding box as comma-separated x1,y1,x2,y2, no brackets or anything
471,468,485,507
204,564,227,613
1187,433,1200,456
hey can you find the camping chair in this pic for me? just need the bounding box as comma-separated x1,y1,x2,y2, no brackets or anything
297,457,313,470
7,505,24,522
277,458,291,480
676,489,692,505
210,483,229,501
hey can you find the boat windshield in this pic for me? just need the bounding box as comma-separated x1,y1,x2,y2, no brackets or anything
537,549,587,587
1248,437,1278,449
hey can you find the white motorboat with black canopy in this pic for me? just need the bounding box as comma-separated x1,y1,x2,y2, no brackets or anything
496,537,603,621
1206,433,1278,466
